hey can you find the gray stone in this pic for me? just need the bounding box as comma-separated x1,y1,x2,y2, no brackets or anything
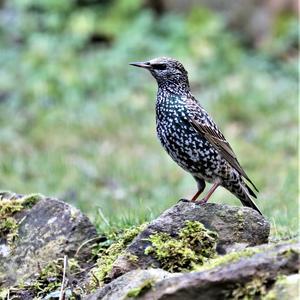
86,241,299,300
0,192,98,287
140,241,299,300
264,273,300,300
85,269,173,300
109,201,270,279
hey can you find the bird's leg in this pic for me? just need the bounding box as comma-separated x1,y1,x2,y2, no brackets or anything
191,190,202,202
195,181,220,205
190,177,206,202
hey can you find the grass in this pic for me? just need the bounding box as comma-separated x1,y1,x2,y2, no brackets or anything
0,2,298,238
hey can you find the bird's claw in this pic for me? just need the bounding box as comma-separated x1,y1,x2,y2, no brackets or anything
195,199,208,206
178,198,190,203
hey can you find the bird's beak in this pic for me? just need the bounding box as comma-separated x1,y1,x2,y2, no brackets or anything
129,61,151,69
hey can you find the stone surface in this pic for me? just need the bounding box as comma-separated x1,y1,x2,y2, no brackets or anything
109,201,270,279
141,241,299,300
85,269,173,300
0,192,98,287
86,241,299,300
264,273,300,300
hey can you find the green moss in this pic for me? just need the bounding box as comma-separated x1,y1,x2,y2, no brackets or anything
199,238,300,273
229,277,268,300
90,223,147,288
0,217,19,245
263,290,277,300
0,288,9,300
279,248,299,258
30,258,80,296
1,258,81,299
145,221,218,272
262,274,299,300
195,247,260,272
32,260,64,295
227,272,296,299
237,209,244,232
126,279,154,298
0,192,42,246
125,252,139,263
273,274,287,284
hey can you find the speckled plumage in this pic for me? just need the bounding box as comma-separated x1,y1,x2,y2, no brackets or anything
130,57,262,215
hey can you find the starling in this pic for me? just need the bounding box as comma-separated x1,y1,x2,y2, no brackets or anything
130,57,262,215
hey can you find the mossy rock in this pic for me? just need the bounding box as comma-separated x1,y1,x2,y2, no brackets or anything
85,269,172,300
144,220,218,272
264,273,300,300
107,201,270,281
0,191,98,289
87,223,148,290
85,241,299,300
0,192,41,248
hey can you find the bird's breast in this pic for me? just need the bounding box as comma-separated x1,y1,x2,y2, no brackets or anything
155,97,221,175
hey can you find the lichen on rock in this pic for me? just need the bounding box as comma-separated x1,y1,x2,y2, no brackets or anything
0,192,98,290
85,269,172,300
144,220,218,272
229,276,269,299
0,192,41,247
126,279,154,298
229,271,300,300
106,202,270,281
1,257,82,299
89,223,147,288
264,274,300,300
194,247,261,272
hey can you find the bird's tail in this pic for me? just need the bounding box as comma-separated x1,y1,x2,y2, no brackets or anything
223,178,262,215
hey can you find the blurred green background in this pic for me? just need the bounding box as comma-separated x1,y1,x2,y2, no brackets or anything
0,0,298,236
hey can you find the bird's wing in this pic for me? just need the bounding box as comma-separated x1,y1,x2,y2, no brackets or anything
187,97,258,192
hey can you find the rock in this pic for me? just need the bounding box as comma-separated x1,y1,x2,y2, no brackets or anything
141,241,299,300
85,269,173,300
109,201,270,279
264,273,300,300
0,192,98,287
86,241,299,300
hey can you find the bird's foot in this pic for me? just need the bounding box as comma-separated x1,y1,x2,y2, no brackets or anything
178,198,190,203
195,198,208,206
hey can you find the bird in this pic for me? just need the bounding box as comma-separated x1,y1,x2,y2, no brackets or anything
130,57,262,215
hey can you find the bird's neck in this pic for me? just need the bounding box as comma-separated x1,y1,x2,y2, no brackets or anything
156,85,190,115
157,79,190,96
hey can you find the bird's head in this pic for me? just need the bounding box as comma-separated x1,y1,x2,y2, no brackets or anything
130,57,189,92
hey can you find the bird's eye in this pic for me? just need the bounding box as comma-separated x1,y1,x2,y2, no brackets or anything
152,63,167,70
